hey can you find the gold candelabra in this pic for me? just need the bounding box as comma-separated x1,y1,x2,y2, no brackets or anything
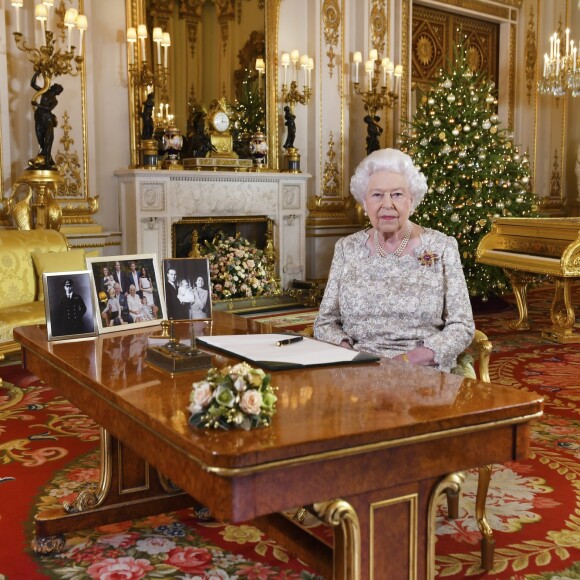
352,50,402,154
352,50,402,116
127,25,171,168
3,2,87,231
280,50,314,172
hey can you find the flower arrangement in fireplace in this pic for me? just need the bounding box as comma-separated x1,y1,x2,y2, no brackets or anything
204,232,278,300
188,362,277,430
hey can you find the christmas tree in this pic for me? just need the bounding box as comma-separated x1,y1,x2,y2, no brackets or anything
399,50,537,299
231,68,266,158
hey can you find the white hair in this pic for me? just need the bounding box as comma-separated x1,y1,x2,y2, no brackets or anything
350,148,428,213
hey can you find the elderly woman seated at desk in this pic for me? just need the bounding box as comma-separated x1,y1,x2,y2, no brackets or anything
314,148,475,374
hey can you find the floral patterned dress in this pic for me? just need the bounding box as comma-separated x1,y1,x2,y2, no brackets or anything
314,228,475,372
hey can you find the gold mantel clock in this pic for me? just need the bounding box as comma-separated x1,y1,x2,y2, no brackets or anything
208,99,238,159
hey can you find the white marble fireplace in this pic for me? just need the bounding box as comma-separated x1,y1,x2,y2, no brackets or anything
115,169,309,290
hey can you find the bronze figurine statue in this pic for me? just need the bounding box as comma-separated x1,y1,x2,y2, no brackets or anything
141,92,155,140
283,105,296,150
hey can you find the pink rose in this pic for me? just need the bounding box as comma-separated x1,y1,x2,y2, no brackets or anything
240,390,263,415
67,468,100,483
189,381,213,412
87,556,154,580
166,546,212,573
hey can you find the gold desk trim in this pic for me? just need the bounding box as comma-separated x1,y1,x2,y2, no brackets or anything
25,348,543,478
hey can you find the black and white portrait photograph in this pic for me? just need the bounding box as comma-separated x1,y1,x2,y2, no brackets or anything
44,271,97,341
162,258,212,321
86,254,166,334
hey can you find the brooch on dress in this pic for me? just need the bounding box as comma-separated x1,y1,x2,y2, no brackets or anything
418,250,439,267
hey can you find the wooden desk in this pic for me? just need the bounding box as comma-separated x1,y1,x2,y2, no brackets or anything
15,313,543,579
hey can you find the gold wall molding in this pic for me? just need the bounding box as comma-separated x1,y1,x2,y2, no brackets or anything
401,0,410,121
56,111,82,199
370,0,387,55
524,5,537,105
323,0,341,77
322,132,340,197
508,21,516,131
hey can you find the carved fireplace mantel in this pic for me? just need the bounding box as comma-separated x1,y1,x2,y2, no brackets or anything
115,169,309,289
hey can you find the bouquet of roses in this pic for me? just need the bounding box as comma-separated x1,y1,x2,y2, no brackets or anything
203,232,278,300
188,362,277,430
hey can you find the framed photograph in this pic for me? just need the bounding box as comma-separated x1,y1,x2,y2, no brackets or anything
162,258,212,321
86,254,166,334
44,271,97,341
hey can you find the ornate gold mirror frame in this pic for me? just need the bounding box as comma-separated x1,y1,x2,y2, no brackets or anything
125,0,280,170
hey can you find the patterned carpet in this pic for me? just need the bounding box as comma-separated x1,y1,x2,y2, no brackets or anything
1,284,579,578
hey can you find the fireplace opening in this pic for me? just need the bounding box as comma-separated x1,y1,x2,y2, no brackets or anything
172,215,271,258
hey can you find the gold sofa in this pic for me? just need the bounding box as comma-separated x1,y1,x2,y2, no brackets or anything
0,229,71,360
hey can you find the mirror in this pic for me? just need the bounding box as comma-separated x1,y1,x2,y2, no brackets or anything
126,0,280,169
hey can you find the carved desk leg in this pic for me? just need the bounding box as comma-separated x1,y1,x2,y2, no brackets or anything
504,269,536,330
32,427,192,554
475,465,495,571
312,499,361,580
542,277,580,343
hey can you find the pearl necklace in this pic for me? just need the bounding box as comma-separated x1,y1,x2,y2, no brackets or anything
373,223,412,258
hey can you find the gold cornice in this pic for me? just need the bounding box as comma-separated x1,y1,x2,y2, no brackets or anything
426,0,511,20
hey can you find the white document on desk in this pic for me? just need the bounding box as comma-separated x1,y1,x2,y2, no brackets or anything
197,334,379,369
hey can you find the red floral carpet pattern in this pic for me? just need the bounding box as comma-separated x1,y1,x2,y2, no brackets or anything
1,283,579,579
0,363,322,579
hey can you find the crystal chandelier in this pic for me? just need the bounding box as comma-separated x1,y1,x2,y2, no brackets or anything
537,23,580,97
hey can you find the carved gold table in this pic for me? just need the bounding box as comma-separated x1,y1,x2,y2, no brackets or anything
15,313,542,579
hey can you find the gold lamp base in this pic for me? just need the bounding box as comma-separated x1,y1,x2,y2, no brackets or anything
7,169,64,231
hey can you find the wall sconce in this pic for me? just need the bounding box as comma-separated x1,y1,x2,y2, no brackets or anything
3,1,87,231
280,50,314,172
352,49,402,154
127,24,171,168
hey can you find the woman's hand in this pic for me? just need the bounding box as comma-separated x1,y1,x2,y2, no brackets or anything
397,346,435,366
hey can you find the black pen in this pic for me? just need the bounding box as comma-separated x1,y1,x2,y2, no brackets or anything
276,336,304,347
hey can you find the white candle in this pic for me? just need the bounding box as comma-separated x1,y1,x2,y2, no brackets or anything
161,32,171,68
64,8,76,51
138,24,148,61
127,27,137,65
381,57,389,86
365,59,374,89
308,57,314,88
353,51,362,84
300,54,308,86
11,1,23,34
35,4,48,41
43,0,53,32
394,64,403,93
281,52,290,85
290,50,299,83
76,14,87,57
152,27,162,65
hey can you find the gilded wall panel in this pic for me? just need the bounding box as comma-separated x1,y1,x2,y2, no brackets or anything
411,4,499,92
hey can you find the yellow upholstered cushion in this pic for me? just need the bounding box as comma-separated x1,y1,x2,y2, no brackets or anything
0,230,68,309
32,248,86,301
0,301,46,343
